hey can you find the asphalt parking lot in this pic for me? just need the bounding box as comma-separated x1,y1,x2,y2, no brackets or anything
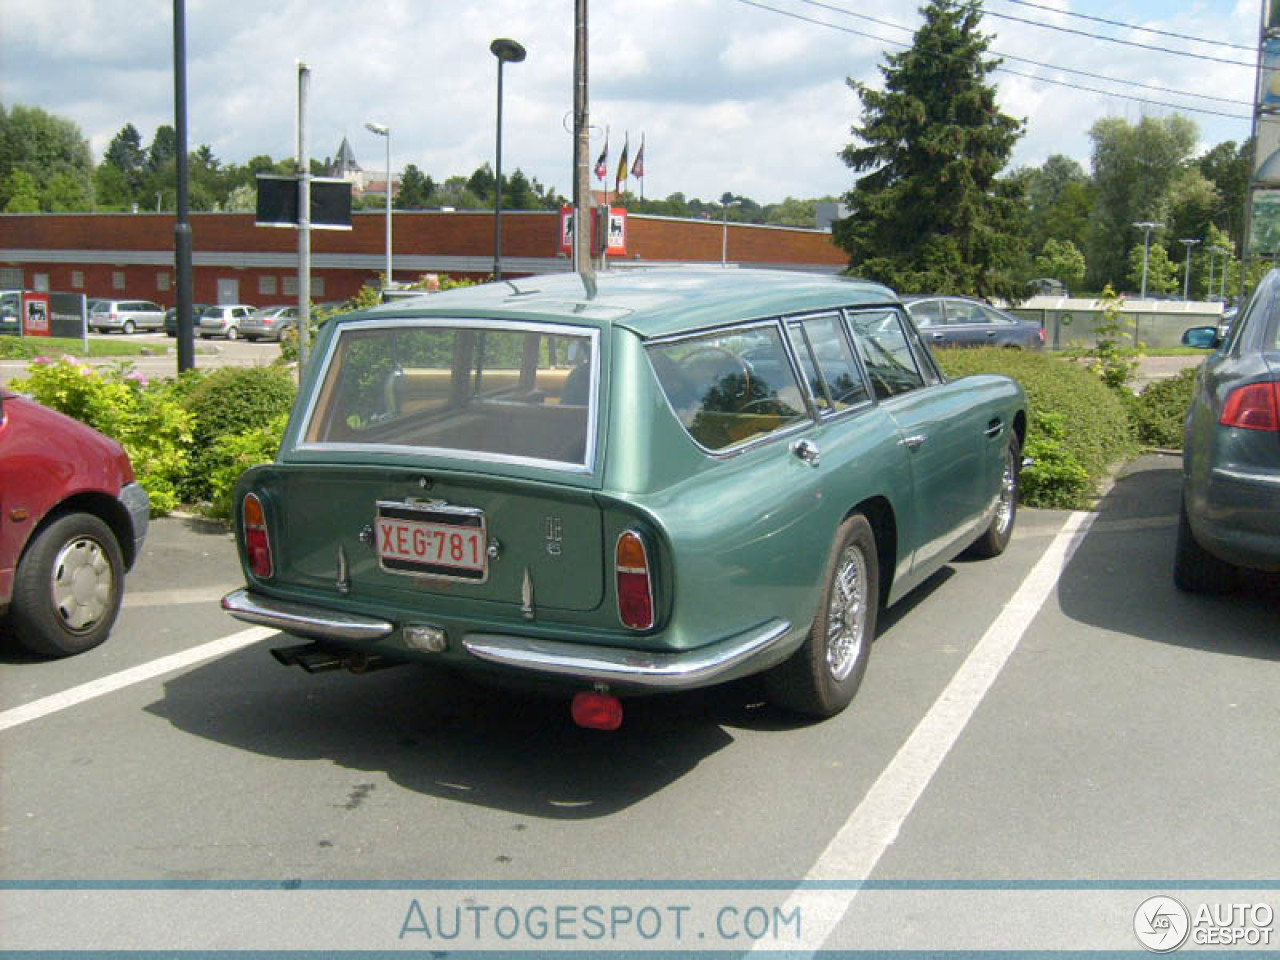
1,453,1278,952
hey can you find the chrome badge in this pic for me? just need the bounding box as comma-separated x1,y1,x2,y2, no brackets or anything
545,516,563,556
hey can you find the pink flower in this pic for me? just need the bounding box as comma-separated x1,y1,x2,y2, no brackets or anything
124,371,149,389
32,356,51,365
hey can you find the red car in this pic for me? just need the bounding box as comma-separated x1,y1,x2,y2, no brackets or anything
0,389,149,657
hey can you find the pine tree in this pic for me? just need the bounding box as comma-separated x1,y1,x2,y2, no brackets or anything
833,0,1026,299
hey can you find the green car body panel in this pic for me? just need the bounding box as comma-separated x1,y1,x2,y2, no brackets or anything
224,269,1026,711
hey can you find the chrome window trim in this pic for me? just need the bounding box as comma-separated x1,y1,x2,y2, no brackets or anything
293,316,602,473
786,311,876,421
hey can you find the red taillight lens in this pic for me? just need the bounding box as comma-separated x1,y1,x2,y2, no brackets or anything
243,493,273,578
615,530,654,630
1220,382,1280,432
571,692,624,730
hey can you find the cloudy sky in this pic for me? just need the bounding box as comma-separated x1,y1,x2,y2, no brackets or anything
0,0,1263,205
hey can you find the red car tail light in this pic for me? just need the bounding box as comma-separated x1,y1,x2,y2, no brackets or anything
243,493,274,578
615,530,654,631
1219,382,1280,432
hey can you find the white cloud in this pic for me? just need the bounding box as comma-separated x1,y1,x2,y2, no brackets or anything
0,0,1259,205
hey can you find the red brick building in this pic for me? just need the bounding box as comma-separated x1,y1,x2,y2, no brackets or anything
0,210,847,307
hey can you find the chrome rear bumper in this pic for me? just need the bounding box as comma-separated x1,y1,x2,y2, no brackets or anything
222,587,792,690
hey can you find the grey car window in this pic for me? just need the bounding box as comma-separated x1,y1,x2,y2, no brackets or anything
908,300,945,328
846,309,925,400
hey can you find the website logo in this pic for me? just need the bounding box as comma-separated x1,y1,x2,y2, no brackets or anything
1134,896,1190,953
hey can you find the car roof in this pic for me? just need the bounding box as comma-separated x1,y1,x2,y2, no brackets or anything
346,268,899,340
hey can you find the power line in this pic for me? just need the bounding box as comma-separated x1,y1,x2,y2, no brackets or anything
791,0,1251,107
1000,0,1256,54
732,0,1252,119
978,7,1254,68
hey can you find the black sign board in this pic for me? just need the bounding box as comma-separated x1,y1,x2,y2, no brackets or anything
256,175,353,230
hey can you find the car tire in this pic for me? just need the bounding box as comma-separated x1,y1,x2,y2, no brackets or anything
8,512,125,658
966,433,1021,559
1174,497,1238,593
765,513,879,719
225,326,238,341
122,319,135,335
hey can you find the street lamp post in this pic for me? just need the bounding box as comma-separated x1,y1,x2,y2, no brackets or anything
490,37,526,281
364,121,392,288
1179,238,1201,300
721,193,741,267
1132,221,1164,299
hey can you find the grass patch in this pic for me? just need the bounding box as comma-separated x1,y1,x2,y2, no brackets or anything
0,335,159,358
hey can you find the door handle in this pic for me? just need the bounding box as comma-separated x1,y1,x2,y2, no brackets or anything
903,434,927,451
790,438,821,466
985,419,1004,438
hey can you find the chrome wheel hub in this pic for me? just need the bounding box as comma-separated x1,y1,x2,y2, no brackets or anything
50,537,113,633
995,449,1016,536
826,544,869,682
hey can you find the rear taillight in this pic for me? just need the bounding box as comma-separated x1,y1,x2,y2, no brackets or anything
615,530,654,631
243,493,273,578
1220,382,1280,432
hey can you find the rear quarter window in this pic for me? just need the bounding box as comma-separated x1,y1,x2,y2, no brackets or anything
647,323,809,452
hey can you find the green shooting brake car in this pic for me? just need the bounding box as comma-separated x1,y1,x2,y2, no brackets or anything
222,268,1027,728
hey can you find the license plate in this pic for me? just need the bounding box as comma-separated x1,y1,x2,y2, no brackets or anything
375,501,487,582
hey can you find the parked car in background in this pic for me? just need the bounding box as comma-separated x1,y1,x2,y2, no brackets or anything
1028,278,1069,297
89,299,165,335
1176,269,1280,592
197,304,256,340
240,305,299,342
903,295,1045,350
164,304,211,337
0,389,150,656
221,268,1027,728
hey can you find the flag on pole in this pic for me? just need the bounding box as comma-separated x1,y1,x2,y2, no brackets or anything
594,131,609,181
615,135,630,194
631,135,645,179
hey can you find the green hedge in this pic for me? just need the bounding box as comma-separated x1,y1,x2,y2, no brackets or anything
1130,368,1197,449
936,348,1137,509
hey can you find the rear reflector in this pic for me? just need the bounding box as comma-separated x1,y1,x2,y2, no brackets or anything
615,530,654,630
243,493,273,579
572,691,623,730
1220,382,1280,432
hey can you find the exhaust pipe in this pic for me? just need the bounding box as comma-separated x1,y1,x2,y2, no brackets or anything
271,642,400,675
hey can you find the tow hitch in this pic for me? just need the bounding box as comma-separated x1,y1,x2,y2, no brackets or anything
571,687,624,730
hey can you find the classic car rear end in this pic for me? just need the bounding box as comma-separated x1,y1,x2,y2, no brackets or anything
224,270,1025,726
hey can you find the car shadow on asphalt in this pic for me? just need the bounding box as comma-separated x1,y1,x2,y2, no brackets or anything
1057,453,1280,660
143,644,769,819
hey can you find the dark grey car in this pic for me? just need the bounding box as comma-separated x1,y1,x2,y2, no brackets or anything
904,295,1045,350
1176,269,1280,591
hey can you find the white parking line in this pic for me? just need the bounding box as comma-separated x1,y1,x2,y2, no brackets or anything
0,627,276,733
758,509,1097,954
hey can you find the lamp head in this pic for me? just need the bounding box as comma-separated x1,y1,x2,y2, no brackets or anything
490,38,526,63
365,121,389,137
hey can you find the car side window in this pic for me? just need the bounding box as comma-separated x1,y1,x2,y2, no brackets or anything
786,313,870,414
648,323,809,452
946,300,986,325
978,304,1015,325
908,300,945,328
846,309,926,401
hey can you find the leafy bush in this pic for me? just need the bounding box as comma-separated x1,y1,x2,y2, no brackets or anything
1132,368,1197,449
935,347,1137,509
177,366,296,501
9,357,193,514
205,413,290,519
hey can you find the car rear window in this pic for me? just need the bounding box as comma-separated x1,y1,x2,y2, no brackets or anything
647,323,808,452
301,321,598,470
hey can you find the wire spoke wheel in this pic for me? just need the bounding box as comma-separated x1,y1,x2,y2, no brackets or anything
826,544,869,682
